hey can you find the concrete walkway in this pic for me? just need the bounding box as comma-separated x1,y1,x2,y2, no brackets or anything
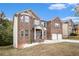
62,39,79,43
23,39,79,48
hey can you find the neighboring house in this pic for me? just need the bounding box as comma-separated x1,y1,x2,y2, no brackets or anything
62,19,75,38
47,17,62,40
75,23,79,35
13,9,47,48
76,24,79,35
67,19,74,35
62,21,69,38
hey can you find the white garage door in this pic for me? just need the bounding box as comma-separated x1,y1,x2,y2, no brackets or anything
52,34,62,40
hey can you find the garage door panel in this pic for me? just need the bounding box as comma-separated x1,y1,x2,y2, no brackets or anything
52,34,57,40
58,34,62,40
52,34,62,40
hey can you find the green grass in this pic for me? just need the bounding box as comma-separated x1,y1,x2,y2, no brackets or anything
0,43,79,56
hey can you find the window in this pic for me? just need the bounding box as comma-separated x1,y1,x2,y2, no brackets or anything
54,23,60,29
25,30,28,36
24,16,30,23
41,22,44,26
34,20,40,25
21,31,24,36
20,16,24,22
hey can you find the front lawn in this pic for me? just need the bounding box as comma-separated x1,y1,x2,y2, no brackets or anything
69,36,79,40
0,43,79,56
65,36,79,40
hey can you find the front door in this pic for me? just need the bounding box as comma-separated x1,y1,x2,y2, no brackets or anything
36,29,42,42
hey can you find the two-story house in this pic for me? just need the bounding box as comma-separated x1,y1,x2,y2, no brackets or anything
13,9,47,48
68,19,74,35
62,21,69,38
74,23,79,36
47,17,62,40
13,9,75,48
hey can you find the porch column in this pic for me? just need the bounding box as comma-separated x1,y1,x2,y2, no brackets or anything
42,29,44,39
34,28,36,40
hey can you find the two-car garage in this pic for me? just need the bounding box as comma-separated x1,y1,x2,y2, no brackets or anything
52,34,62,40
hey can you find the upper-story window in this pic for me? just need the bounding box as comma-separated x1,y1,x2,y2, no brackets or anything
41,21,47,27
24,16,30,23
41,22,44,26
20,16,24,22
54,23,60,29
34,20,40,25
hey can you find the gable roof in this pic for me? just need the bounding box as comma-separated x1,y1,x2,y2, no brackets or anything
26,9,40,20
15,9,40,20
51,16,62,22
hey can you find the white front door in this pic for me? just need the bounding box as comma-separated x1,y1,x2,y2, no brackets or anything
52,34,62,40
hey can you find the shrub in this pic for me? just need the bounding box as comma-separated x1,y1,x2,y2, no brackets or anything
70,33,77,36
0,19,13,46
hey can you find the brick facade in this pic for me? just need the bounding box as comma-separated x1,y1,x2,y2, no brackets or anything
13,10,47,48
47,17,62,40
13,9,75,48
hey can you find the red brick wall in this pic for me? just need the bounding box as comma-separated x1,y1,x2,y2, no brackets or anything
17,13,34,47
47,17,62,40
51,18,62,34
